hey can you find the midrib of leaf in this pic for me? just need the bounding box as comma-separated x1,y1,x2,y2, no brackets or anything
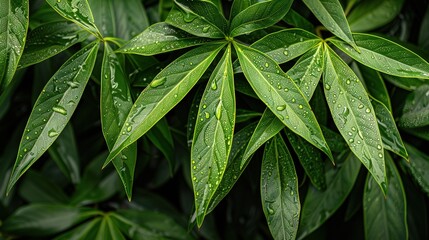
295,43,323,100
273,139,287,239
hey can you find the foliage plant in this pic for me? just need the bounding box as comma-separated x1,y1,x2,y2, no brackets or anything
1,0,429,239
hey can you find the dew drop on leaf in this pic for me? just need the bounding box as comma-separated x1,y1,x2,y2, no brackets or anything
150,77,166,88
48,129,59,137
276,105,286,111
52,106,67,115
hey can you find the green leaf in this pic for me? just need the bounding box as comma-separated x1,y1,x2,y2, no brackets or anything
0,0,29,93
383,74,427,91
364,152,408,240
191,44,235,226
165,5,225,38
311,86,329,125
18,21,90,69
286,43,324,100
146,118,175,173
402,144,429,197
19,171,69,204
297,153,361,239
302,0,357,49
7,41,99,193
101,43,137,200
261,134,300,240
230,0,253,18
117,22,210,55
359,64,392,111
419,6,429,49
229,0,293,37
104,43,224,167
323,46,386,193
282,9,315,33
401,126,429,141
251,28,321,64
95,216,126,240
348,0,405,32
398,84,429,128
235,42,333,162
1,204,100,236
236,109,262,123
54,218,101,240
321,125,348,153
46,0,102,39
329,33,429,79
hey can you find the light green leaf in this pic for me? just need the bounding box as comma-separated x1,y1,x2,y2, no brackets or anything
323,46,386,193
348,0,404,32
191,45,235,226
302,0,357,49
359,64,392,111
46,0,102,39
229,0,293,37
329,33,429,79
398,84,429,128
101,43,137,200
104,43,225,167
297,153,361,239
117,23,210,55
235,42,333,162
251,28,321,64
286,43,324,100
364,152,408,240
402,144,429,197
261,134,300,240
7,41,99,193
0,0,29,93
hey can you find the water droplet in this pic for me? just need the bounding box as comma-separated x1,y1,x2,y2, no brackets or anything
377,144,382,150
211,81,217,90
365,108,371,113
265,62,269,68
205,112,210,118
346,79,351,85
215,102,222,120
276,105,286,111
202,104,207,109
150,77,166,88
349,138,354,143
358,104,364,109
325,84,331,90
52,106,67,115
127,126,132,132
183,12,197,23
67,81,79,88
202,26,210,33
283,50,288,56
48,129,59,137
378,153,383,158
298,104,303,109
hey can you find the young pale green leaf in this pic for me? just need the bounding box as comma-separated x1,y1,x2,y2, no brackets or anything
330,33,429,79
364,153,408,240
117,23,210,55
372,98,408,159
46,0,102,39
324,46,386,193
286,43,324,100
261,135,300,240
104,43,225,167
402,144,429,197
297,153,361,239
7,41,99,193
398,85,429,128
383,74,427,91
0,0,29,93
359,64,392,111
282,9,314,33
101,43,137,200
165,5,225,38
284,128,326,190
18,21,90,69
235,42,333,162
302,0,357,49
229,0,293,37
348,0,404,32
250,29,321,64
192,45,235,226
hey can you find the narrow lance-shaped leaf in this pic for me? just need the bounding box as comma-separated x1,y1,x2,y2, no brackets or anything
117,23,210,55
229,0,293,37
7,41,99,193
0,0,29,92
323,46,386,193
234,42,333,162
364,152,408,240
329,33,429,79
302,0,357,49
359,64,392,111
398,84,429,128
402,144,429,197
104,43,225,167
261,135,300,240
230,0,253,18
46,0,101,39
282,9,314,33
192,44,235,226
101,43,137,200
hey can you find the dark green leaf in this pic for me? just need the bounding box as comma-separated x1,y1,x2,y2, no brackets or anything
398,84,429,128
230,0,253,18
401,126,429,141
261,135,300,240
320,125,348,153
402,144,429,197
7,41,99,193
236,109,262,123
54,218,102,240
146,117,175,173
283,9,315,33
383,74,427,91
310,86,329,125
419,6,429,49
359,64,391,111
95,216,126,240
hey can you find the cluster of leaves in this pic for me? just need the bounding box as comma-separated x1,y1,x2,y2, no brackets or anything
1,0,429,239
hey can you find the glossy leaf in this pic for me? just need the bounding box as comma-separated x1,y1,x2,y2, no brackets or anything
330,33,429,79
104,43,224,167
398,84,429,128
101,43,137,200
229,0,293,37
251,29,321,64
383,74,427,91
117,22,210,55
297,153,361,239
283,9,314,33
348,0,405,32
230,0,253,18
191,45,235,226
54,218,101,240
321,125,348,153
46,0,101,39
7,41,99,193
18,21,90,69
359,64,391,111
95,216,126,240
324,46,386,193
402,144,429,197
235,42,333,162
302,0,357,49
0,0,29,92
364,152,408,240
261,135,300,240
